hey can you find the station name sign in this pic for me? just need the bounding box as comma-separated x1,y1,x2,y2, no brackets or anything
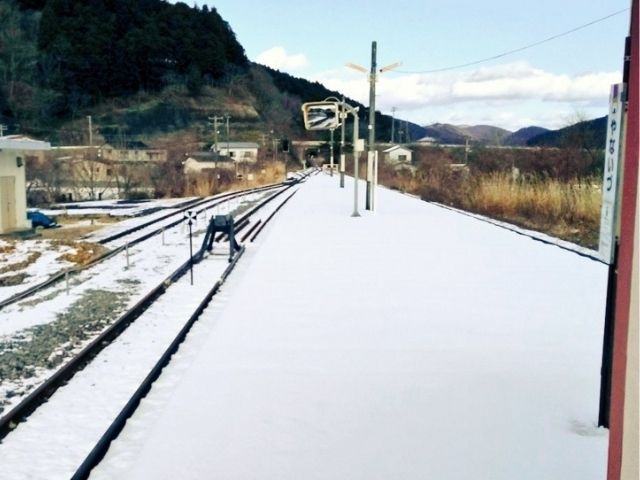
598,83,624,264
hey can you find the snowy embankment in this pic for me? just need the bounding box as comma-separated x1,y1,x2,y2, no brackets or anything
89,173,609,480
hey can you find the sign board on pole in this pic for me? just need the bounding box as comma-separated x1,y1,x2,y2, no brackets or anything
598,83,625,264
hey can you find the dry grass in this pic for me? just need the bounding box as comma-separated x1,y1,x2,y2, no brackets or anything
0,252,42,275
461,174,601,247
39,215,119,241
0,242,16,255
53,241,108,265
379,155,602,248
185,161,286,196
0,272,28,287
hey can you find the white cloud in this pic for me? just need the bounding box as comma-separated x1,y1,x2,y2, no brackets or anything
309,62,621,129
255,47,308,72
450,66,620,102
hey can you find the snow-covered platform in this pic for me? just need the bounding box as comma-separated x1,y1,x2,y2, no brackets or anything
94,173,609,480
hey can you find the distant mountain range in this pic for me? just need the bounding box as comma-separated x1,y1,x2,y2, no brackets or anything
418,117,606,148
525,116,607,149
504,126,549,146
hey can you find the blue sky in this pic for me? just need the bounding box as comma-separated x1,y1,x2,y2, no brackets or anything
189,0,630,131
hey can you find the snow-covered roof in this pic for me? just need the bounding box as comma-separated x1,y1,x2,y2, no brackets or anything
383,145,412,153
214,142,259,150
0,135,51,151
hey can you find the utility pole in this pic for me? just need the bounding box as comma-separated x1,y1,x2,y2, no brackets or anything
464,138,470,164
225,114,233,177
0,124,6,137
87,115,93,148
405,119,410,143
272,137,278,162
208,115,223,155
391,107,396,143
87,115,95,200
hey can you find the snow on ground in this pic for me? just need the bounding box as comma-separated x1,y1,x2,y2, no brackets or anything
0,238,77,301
85,192,253,246
0,251,238,480
0,197,202,304
0,191,275,415
91,173,609,480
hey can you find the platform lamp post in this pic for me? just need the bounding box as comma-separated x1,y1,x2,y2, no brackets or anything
350,107,362,217
347,42,400,211
301,99,362,216
321,96,345,185
329,127,335,177
340,97,346,187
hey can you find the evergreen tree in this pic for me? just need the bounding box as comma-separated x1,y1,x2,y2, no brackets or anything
37,0,247,103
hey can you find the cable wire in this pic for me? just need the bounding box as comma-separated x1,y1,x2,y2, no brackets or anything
394,8,629,74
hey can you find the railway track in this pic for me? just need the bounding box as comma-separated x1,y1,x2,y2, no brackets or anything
0,182,290,311
0,172,312,449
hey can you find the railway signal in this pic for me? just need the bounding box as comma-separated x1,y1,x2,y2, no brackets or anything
184,210,197,285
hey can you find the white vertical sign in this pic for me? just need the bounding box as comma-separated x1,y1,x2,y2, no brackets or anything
599,83,624,264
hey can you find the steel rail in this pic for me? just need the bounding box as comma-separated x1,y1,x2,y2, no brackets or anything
0,183,286,310
0,174,307,439
71,175,309,479
71,246,245,480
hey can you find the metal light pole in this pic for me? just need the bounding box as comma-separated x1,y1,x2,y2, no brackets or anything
340,97,346,188
329,127,335,176
352,108,361,217
301,98,360,215
347,46,400,212
366,41,377,211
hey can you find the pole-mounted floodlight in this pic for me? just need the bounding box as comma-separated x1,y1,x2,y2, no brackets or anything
380,62,402,73
345,63,368,74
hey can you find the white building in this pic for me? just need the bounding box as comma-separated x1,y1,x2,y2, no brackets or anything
213,142,259,162
183,153,236,174
383,145,413,165
0,136,51,234
416,136,438,145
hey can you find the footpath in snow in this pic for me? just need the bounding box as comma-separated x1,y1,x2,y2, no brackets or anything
94,173,609,480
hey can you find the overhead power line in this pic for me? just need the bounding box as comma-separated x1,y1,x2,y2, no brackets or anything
395,8,629,74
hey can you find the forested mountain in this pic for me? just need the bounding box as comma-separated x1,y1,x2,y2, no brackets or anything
503,126,549,146
0,0,421,145
2,0,246,124
38,0,247,99
526,116,607,149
